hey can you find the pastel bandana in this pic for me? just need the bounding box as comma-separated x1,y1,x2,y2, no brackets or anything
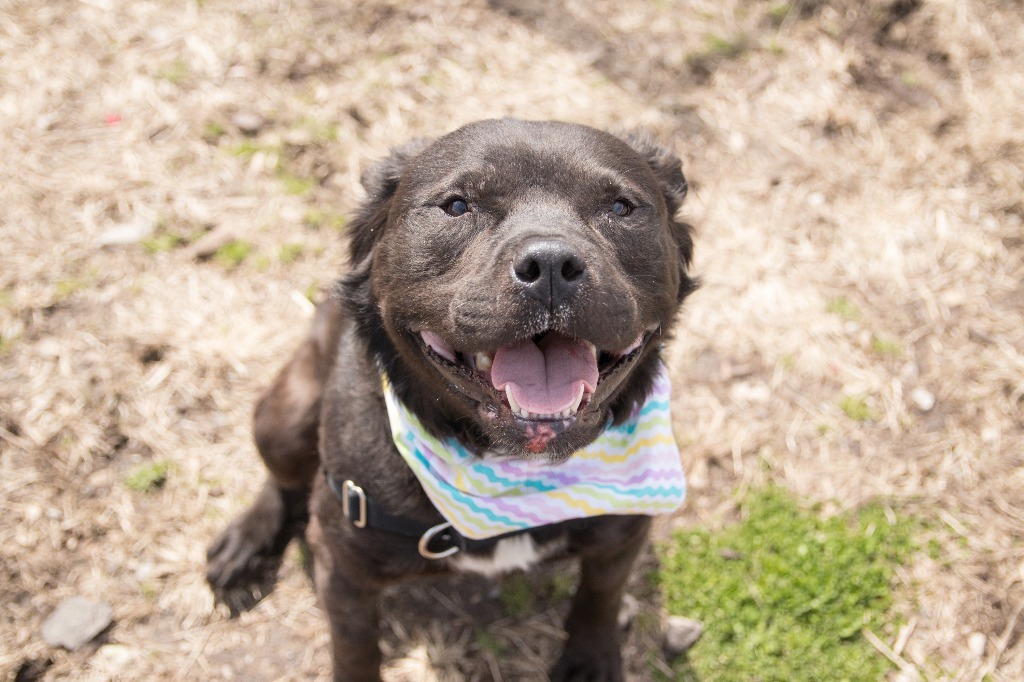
383,363,686,540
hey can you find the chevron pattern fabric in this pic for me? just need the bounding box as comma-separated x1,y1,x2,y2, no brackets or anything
382,363,687,540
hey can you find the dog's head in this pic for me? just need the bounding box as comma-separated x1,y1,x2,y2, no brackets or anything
341,119,696,461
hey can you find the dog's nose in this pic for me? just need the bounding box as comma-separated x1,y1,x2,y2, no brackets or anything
512,240,587,309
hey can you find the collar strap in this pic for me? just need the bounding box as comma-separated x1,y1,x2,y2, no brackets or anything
325,473,533,560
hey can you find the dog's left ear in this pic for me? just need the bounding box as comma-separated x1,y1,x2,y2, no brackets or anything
624,132,697,302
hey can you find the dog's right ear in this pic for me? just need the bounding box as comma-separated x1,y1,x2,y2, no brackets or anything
337,138,433,343
347,138,434,264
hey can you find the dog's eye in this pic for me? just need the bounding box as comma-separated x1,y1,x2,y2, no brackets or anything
611,199,633,217
442,197,470,217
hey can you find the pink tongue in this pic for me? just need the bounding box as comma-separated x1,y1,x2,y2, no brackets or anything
491,335,599,415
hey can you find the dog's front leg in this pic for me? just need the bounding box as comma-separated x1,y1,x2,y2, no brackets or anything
551,516,652,682
309,515,385,682
322,579,382,682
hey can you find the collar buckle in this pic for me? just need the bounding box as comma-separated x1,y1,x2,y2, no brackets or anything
341,479,367,528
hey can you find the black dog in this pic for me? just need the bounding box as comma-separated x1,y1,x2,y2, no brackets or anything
207,119,697,681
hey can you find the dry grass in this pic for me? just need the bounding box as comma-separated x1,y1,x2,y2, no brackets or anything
1,0,1021,679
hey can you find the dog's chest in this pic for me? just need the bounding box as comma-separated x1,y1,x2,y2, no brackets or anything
448,534,564,578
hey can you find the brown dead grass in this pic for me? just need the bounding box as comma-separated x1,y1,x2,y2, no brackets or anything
1,0,1022,679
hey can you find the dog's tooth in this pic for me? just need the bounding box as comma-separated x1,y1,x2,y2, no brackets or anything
507,387,582,420
584,341,597,361
569,385,585,415
475,352,493,371
505,387,520,415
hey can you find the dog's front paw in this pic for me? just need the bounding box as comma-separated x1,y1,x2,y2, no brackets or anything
206,514,277,589
206,483,301,590
549,642,624,682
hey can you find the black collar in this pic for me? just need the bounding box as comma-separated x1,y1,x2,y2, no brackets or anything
325,472,534,560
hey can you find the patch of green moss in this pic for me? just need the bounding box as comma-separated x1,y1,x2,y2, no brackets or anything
498,573,532,618
125,460,170,492
214,240,252,269
229,139,273,158
827,296,860,321
304,281,320,303
160,58,190,85
295,542,312,571
277,168,316,195
203,120,227,143
543,572,577,603
141,233,183,253
54,278,86,301
840,395,879,422
870,336,902,357
768,3,792,24
278,243,304,264
299,117,340,142
303,207,348,231
658,487,915,681
474,629,506,657
704,33,746,58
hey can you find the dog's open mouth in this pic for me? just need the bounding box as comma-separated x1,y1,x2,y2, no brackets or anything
418,329,650,422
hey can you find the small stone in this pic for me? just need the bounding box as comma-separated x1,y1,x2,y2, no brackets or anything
910,387,935,412
95,219,154,247
232,111,265,135
727,131,746,153
37,338,62,359
618,594,640,629
42,597,113,650
899,361,919,382
719,548,743,560
664,615,703,656
729,382,771,405
134,562,155,583
968,631,986,659
91,644,137,674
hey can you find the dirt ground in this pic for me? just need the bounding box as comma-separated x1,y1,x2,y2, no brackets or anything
1,0,1022,679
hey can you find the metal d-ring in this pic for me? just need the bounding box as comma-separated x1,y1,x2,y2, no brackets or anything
418,521,460,560
341,479,367,528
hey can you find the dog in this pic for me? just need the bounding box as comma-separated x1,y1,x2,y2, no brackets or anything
206,118,697,681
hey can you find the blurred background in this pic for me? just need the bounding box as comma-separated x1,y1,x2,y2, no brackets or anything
1,0,1021,679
